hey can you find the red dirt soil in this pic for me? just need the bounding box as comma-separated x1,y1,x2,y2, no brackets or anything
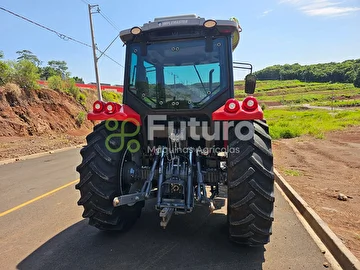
0,84,96,160
273,126,360,260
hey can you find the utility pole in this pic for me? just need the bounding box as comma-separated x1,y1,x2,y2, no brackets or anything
88,4,102,101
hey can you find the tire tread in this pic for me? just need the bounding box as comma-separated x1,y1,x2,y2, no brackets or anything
76,122,142,231
227,120,274,246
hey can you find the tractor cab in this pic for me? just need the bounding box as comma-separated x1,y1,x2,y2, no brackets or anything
120,15,240,113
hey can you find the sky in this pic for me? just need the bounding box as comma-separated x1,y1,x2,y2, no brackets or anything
1,0,360,85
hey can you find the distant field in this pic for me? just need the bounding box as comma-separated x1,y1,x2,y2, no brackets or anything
233,80,360,139
264,107,360,139
235,80,360,107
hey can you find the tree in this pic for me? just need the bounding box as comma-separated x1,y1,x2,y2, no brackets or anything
48,60,69,78
9,60,40,90
354,70,360,88
254,59,360,83
40,66,57,80
72,76,84,84
16,50,41,67
0,51,3,59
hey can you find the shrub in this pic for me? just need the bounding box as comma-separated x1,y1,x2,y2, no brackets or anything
9,60,39,90
0,61,10,85
102,91,122,103
69,84,80,99
65,78,80,99
77,92,87,106
76,111,86,127
48,75,64,91
279,128,301,139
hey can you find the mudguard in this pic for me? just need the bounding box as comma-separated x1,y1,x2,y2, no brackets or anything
87,104,142,125
212,100,263,121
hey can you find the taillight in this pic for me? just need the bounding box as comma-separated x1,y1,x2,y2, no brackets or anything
242,96,258,111
105,102,115,114
224,99,240,113
93,101,104,113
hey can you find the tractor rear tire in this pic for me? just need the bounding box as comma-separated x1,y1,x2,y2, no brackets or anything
227,120,274,246
76,121,143,231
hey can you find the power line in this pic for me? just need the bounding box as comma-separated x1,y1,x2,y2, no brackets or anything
0,6,124,68
78,1,123,67
98,10,120,31
97,34,117,58
79,0,120,31
0,6,91,48
102,53,124,68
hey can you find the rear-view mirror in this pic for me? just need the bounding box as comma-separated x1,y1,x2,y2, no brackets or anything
245,74,256,94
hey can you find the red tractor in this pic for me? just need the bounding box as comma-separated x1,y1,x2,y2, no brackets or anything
76,15,274,246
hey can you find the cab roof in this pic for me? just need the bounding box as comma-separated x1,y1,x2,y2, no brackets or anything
120,15,241,51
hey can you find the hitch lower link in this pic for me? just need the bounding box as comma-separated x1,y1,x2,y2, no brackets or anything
113,147,162,208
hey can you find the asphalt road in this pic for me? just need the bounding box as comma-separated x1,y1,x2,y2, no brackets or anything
0,148,333,270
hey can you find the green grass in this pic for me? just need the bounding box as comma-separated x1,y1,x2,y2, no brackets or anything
311,99,360,107
257,93,359,105
264,107,360,139
284,169,302,177
234,80,360,139
235,79,357,92
235,79,308,91
234,80,360,106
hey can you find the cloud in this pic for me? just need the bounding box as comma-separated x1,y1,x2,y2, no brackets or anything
259,9,273,17
280,0,360,16
303,6,360,16
263,9,274,15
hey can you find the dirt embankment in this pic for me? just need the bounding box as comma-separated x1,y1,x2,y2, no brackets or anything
0,84,97,159
273,126,360,259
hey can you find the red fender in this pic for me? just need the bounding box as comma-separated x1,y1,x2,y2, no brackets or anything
212,97,263,121
87,103,141,125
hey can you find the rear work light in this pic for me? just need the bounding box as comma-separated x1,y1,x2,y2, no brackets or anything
224,99,240,113
203,19,217,28
131,27,142,35
242,96,258,111
93,101,104,113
